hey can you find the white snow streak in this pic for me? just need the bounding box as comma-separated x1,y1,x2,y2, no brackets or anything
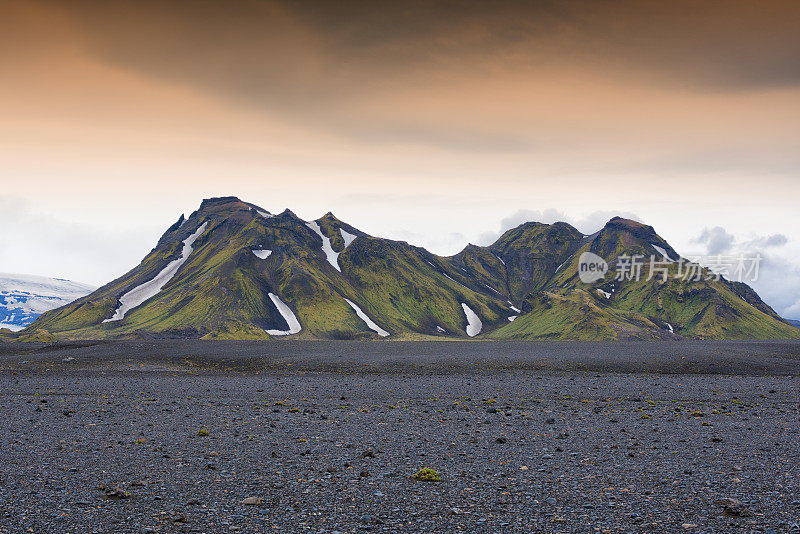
252,249,272,259
666,322,674,334
266,293,302,335
104,222,208,323
436,326,446,333
596,289,611,299
443,272,471,291
341,229,357,248
508,315,517,322
306,221,341,271
509,304,521,313
461,303,482,337
257,210,273,218
344,298,389,337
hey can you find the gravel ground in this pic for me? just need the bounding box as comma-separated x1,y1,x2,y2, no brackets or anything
1,341,799,533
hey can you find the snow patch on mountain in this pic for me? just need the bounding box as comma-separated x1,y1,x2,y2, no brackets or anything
252,249,272,259
508,303,521,313
0,273,95,330
508,315,518,322
257,210,272,218
596,289,611,299
461,303,482,337
306,221,341,271
266,292,302,335
104,222,207,323
341,229,357,248
344,298,389,337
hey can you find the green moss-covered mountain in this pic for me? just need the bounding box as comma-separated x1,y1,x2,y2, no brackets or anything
22,197,800,340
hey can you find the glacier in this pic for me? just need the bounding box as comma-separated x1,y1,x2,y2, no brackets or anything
0,273,95,331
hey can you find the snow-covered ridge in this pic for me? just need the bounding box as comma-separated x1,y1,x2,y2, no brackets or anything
461,303,482,337
104,222,208,323
344,298,389,337
0,273,95,330
266,293,302,335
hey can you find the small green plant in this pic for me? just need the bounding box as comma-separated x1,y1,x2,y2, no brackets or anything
288,407,299,413
197,427,209,436
411,468,441,482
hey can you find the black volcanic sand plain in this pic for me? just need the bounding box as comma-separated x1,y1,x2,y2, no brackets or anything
1,341,800,533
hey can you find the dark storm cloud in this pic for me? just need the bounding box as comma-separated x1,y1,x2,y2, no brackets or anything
54,1,800,84
38,0,800,150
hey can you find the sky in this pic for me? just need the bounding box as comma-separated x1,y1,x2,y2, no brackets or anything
1,0,799,318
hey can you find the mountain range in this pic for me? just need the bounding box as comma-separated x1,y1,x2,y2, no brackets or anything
9,196,799,341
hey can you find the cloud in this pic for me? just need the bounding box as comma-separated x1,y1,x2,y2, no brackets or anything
749,254,800,320
744,234,788,249
692,226,736,255
55,0,800,92
0,195,163,286
27,0,800,155
690,225,799,319
784,299,800,319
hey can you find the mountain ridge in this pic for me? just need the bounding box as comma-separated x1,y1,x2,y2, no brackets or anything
12,196,799,341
